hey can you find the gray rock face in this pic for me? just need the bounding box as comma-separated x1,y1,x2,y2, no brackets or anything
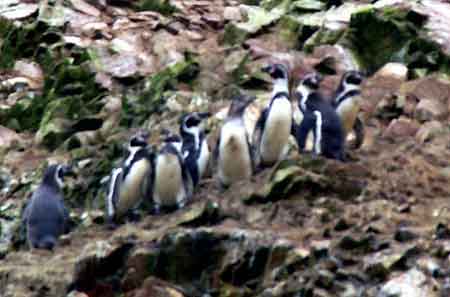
377,268,436,297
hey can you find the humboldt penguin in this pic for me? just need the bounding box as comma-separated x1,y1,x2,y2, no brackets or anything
180,111,211,187
106,131,152,223
332,70,365,148
253,63,293,168
23,164,71,250
295,73,345,160
215,94,255,187
151,131,193,212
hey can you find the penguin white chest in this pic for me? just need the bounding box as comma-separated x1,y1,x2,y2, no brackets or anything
219,120,252,185
197,139,210,178
336,96,360,137
154,154,185,207
260,99,292,164
117,159,150,216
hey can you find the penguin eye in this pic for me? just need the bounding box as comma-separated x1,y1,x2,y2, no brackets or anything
185,117,198,128
57,168,65,180
346,74,362,85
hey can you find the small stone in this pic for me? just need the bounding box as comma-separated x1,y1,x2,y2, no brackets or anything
377,268,436,297
375,63,408,81
335,218,351,231
223,6,242,22
383,117,420,140
414,98,447,122
417,256,441,278
435,223,450,240
394,228,417,243
311,240,331,258
315,269,334,289
415,121,444,144
364,251,405,280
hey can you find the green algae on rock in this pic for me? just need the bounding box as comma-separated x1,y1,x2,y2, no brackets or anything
134,0,177,15
122,56,199,127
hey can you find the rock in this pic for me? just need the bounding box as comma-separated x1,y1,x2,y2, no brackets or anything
362,64,408,120
414,99,448,122
223,4,285,45
0,126,21,149
417,256,441,278
246,156,369,204
394,227,417,243
364,250,405,280
13,60,44,89
315,269,334,289
70,241,134,293
0,2,38,20
383,118,420,140
415,120,444,144
375,63,408,81
435,223,450,240
377,268,437,297
125,277,185,297
224,6,242,21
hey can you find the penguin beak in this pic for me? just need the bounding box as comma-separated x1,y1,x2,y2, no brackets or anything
261,65,273,74
197,112,211,119
315,73,324,83
61,165,75,177
245,95,257,105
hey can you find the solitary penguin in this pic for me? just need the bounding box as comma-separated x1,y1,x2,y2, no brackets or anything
23,164,71,250
151,131,193,212
295,73,345,160
253,63,293,168
106,131,153,223
332,70,365,148
215,94,255,187
180,112,211,187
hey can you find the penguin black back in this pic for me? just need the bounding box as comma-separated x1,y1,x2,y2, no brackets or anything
295,73,345,161
179,112,210,187
25,164,70,250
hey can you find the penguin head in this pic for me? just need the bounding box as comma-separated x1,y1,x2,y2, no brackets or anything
180,112,210,136
342,70,364,88
129,130,149,148
227,93,256,118
261,63,289,80
300,72,323,91
161,129,183,154
42,164,73,190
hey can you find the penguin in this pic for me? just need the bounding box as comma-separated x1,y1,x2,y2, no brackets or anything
23,164,71,250
214,93,255,187
106,131,153,223
253,63,293,168
332,70,365,148
295,73,345,160
151,131,193,212
179,111,211,187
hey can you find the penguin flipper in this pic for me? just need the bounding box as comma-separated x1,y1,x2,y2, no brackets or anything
297,114,315,152
350,116,365,149
212,134,221,174
252,108,268,153
105,168,123,222
246,133,256,175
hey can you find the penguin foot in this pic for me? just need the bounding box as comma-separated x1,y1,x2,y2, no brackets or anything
127,211,141,222
151,205,161,215
106,221,118,230
217,181,230,193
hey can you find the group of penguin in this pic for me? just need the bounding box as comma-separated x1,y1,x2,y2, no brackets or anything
22,63,365,250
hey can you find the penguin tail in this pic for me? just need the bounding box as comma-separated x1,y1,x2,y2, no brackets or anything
38,236,56,250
